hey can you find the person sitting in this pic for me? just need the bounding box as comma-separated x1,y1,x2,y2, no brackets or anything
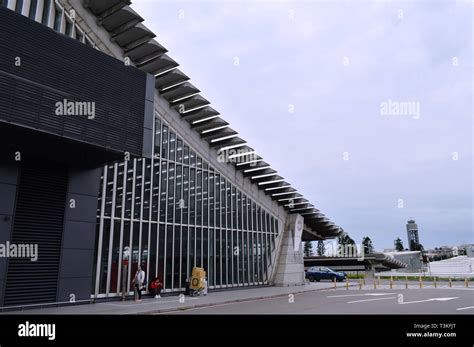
149,277,163,298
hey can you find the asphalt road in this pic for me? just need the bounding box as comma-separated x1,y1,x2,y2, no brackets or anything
168,287,474,314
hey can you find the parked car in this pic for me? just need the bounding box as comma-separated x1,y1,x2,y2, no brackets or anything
305,266,347,282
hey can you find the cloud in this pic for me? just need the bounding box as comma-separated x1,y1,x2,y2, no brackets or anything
132,0,473,249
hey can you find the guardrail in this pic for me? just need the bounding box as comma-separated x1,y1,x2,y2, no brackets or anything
376,272,474,278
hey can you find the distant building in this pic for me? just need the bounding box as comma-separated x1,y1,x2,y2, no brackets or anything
459,244,474,258
425,246,455,261
385,251,423,272
406,219,420,250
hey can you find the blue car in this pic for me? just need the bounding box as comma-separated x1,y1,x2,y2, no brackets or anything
305,267,347,282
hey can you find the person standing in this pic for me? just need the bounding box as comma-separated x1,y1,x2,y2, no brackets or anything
132,265,146,302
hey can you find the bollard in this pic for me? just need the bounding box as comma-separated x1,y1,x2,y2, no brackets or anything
346,278,349,290
419,276,423,289
333,277,337,289
434,277,437,288
359,279,363,290
465,278,469,288
390,276,393,289
377,277,380,286
405,276,408,289
374,280,377,289
449,277,452,288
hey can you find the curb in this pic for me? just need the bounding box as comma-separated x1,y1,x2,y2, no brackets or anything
138,283,359,315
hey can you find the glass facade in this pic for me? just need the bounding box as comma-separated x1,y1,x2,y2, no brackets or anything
93,115,280,296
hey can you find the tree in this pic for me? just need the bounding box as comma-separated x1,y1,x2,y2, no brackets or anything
338,233,355,246
337,233,356,257
362,236,374,254
317,240,326,256
394,238,404,252
304,241,313,257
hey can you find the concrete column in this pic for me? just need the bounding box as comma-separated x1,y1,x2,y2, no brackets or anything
57,166,102,303
273,214,305,286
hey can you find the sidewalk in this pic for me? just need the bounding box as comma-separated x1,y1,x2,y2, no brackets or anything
4,282,341,315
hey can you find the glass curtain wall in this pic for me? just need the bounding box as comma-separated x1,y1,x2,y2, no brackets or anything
93,115,281,297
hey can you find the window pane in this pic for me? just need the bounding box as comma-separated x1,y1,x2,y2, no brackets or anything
183,145,189,165
209,171,214,226
196,169,202,224
154,118,161,158
203,227,208,279
174,164,182,224
182,166,189,224
124,164,133,219
203,170,208,225
181,226,188,285
141,223,149,285
143,159,151,220
173,225,180,289
65,19,73,37
189,168,195,223
15,0,23,13
215,174,221,228
216,229,221,286
169,131,176,162
41,0,51,25
149,224,157,282
158,224,165,282
161,125,168,159
165,225,173,289
134,160,143,220
98,219,110,294
232,186,237,228
167,163,175,223
196,227,202,267
226,182,231,228
159,162,167,222
152,161,160,221
176,139,183,163
53,5,62,31
29,0,38,19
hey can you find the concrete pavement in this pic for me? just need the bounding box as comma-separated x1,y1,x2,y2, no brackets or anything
168,287,474,315
3,280,472,315
4,282,341,315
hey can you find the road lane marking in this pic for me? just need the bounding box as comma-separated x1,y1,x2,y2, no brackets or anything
399,297,458,305
103,297,199,307
456,306,474,311
328,293,396,298
347,297,396,304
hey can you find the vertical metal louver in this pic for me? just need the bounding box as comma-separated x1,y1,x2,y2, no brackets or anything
3,163,68,306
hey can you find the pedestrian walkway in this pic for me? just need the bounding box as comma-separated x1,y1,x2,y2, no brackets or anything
4,282,340,315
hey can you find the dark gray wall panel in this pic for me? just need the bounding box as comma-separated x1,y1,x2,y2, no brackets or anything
59,249,95,278
0,183,16,215
57,277,93,302
0,165,18,185
62,220,96,250
0,7,150,157
67,167,102,197
65,194,100,223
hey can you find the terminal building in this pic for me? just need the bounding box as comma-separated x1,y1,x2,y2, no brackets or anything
0,0,343,308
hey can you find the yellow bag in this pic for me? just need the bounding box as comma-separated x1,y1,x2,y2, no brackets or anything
190,267,206,290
